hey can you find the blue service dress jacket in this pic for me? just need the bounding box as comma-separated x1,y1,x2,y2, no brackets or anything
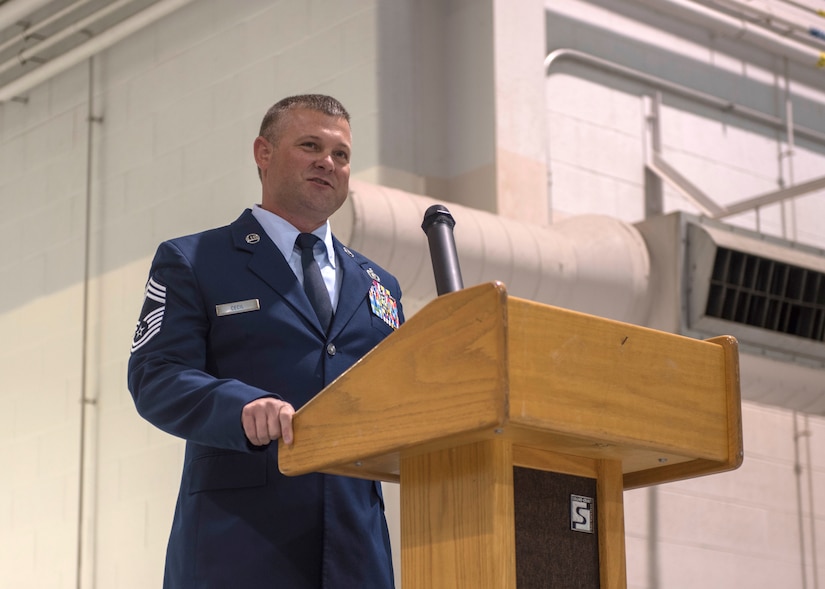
127,209,403,588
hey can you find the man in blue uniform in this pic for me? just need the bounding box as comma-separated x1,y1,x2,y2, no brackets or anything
128,94,402,588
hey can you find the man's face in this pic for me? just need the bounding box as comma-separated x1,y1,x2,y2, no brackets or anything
255,108,352,232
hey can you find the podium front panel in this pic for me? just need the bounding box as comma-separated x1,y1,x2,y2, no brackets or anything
514,468,600,588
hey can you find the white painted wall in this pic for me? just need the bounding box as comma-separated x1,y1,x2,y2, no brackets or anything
625,403,824,588
545,0,825,245
545,1,825,587
1,1,388,587
0,0,823,588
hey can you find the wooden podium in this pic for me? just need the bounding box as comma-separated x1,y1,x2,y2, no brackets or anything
279,282,743,588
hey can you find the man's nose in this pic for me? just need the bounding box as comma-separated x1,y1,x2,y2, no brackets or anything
314,153,334,170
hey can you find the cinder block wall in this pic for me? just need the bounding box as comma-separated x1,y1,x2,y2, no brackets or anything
0,38,90,589
546,2,825,587
0,1,388,587
625,404,825,588
546,0,825,246
1,1,823,588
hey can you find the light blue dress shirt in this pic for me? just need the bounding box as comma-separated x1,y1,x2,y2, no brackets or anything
251,204,340,311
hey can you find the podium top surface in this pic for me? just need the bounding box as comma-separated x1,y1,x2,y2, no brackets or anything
279,282,742,488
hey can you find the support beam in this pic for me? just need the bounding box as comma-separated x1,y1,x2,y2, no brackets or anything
714,175,825,218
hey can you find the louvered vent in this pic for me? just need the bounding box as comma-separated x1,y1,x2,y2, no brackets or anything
705,248,825,342
635,212,825,413
682,219,825,364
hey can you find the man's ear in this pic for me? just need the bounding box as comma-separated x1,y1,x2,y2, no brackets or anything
253,136,272,170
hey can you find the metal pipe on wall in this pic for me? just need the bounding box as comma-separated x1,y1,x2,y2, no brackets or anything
0,0,135,80
0,0,98,57
0,0,197,102
0,0,53,31
544,47,825,222
544,48,825,146
702,0,825,51
631,0,825,68
76,55,102,589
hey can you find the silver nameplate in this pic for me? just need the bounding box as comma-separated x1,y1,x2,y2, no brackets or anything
216,299,260,316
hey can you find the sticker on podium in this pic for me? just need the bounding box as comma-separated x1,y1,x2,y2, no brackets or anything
570,494,594,533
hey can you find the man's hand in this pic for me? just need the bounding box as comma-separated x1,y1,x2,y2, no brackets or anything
241,398,295,446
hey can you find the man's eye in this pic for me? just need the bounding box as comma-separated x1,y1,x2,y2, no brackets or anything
335,151,350,162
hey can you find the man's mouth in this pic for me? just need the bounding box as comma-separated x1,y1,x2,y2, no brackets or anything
308,177,332,188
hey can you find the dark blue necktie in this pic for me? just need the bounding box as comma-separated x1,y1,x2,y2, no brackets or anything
296,233,333,332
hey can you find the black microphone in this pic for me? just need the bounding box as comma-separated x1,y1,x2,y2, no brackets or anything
421,204,464,295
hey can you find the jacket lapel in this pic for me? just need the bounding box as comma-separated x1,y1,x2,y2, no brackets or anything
329,238,373,339
230,211,323,333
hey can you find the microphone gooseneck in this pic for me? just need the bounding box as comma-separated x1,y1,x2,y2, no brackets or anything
421,204,464,296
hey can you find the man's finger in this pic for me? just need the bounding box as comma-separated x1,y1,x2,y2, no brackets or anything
242,403,267,446
241,417,256,445
265,405,282,443
279,405,295,446
254,410,270,445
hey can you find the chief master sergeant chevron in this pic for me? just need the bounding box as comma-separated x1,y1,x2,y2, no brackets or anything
127,94,402,588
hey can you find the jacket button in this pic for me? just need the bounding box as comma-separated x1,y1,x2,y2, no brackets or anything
326,343,336,356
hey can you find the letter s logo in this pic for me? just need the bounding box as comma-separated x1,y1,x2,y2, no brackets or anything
570,495,594,533
573,505,590,528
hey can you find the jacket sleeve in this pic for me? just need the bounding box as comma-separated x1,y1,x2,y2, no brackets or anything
127,240,275,452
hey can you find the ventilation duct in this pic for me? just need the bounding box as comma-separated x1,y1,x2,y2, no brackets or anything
637,212,825,413
338,183,824,414
336,179,652,324
637,212,825,364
